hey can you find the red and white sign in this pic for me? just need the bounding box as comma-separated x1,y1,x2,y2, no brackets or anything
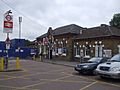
5,15,12,21
43,37,48,45
3,14,13,33
4,21,13,28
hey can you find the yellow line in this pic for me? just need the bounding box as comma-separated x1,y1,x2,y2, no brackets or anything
18,73,73,89
79,81,98,90
72,74,120,88
0,74,30,81
19,82,47,89
72,75,96,82
56,80,92,83
54,75,73,81
0,69,68,81
98,81,120,88
0,85,19,89
17,68,69,78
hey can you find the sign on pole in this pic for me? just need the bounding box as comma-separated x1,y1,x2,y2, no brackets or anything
3,13,13,33
5,37,11,49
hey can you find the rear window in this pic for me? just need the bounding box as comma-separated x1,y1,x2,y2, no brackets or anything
110,54,120,62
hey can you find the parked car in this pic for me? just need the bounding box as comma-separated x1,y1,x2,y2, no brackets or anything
95,54,120,79
74,57,108,74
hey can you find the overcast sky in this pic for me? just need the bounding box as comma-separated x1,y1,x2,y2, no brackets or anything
0,0,120,41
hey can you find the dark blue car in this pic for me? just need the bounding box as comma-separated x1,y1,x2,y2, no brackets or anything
74,57,108,74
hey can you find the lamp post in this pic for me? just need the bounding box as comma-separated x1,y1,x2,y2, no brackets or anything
19,17,22,40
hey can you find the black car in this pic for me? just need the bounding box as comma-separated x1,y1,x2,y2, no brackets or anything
74,57,108,74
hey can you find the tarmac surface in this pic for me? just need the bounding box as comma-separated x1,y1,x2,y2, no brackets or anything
0,59,120,90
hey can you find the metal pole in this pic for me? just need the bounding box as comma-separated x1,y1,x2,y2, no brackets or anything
19,17,22,39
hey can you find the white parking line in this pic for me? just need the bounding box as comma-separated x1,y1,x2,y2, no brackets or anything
79,81,98,90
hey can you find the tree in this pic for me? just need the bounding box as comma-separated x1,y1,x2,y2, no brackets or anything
25,39,33,47
109,13,120,29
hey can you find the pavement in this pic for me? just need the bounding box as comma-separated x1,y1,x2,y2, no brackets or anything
0,60,120,90
36,58,80,67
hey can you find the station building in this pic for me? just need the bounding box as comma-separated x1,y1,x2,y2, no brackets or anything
36,24,120,61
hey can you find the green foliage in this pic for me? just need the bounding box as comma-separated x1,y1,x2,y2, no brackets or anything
109,13,120,29
25,39,33,46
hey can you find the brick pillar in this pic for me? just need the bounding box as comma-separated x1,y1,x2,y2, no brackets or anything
67,37,74,61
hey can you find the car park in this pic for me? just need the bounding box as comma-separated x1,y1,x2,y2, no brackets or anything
74,57,108,74
95,54,120,79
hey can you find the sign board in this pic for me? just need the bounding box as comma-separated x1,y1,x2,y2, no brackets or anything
6,44,10,49
5,37,11,49
3,14,13,33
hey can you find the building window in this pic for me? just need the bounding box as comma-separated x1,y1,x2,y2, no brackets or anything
103,49,112,58
118,45,120,54
75,45,80,57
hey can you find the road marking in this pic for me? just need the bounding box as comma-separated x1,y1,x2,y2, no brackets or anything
73,74,120,88
17,68,69,78
0,74,31,81
98,81,120,88
0,68,69,81
18,82,47,89
57,80,92,83
79,81,98,90
0,84,19,89
18,73,73,89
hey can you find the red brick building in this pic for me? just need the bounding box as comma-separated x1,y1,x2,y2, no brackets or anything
36,24,120,61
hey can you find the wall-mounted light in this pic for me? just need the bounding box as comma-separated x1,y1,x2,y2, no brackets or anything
56,39,58,41
95,41,97,44
86,42,88,44
79,45,81,48
66,41,67,44
89,45,91,47
83,45,85,47
99,41,102,44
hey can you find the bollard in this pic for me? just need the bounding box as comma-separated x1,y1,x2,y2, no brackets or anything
33,55,36,60
40,56,41,61
1,57,4,70
16,57,20,69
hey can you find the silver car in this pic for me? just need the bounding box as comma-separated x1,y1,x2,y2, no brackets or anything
95,54,120,79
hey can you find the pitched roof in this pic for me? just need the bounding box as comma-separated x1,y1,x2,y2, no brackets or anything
36,33,47,40
53,24,83,35
75,25,120,39
37,24,84,39
37,24,120,40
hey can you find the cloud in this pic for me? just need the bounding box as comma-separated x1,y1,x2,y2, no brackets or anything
0,0,119,41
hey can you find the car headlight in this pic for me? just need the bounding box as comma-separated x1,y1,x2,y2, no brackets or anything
83,65,89,68
75,65,78,67
110,67,120,72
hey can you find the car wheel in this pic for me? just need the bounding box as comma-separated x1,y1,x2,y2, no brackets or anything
100,76,106,79
78,71,82,74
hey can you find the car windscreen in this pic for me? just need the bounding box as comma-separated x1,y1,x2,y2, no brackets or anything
88,58,101,63
110,54,120,62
